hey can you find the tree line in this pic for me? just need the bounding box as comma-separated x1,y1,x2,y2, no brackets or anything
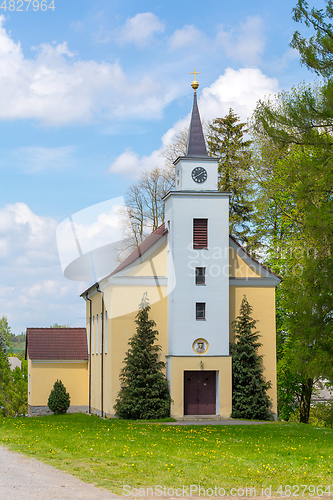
119,0,333,423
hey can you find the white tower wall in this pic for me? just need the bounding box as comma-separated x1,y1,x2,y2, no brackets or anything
165,190,230,357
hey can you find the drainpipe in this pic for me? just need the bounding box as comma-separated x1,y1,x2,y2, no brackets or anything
96,284,104,418
86,293,92,414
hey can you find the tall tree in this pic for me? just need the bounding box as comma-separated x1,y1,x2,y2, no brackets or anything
118,165,174,259
6,363,28,417
0,349,11,416
0,316,13,352
291,0,333,78
251,87,333,422
207,109,253,243
161,127,188,166
230,295,272,421
114,293,171,420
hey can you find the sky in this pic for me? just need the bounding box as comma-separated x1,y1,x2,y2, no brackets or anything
0,0,322,335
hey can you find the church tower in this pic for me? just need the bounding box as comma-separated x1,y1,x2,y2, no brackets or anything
164,71,232,418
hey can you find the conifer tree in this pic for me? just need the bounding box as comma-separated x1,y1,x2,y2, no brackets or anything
48,380,70,414
0,316,13,353
0,324,8,355
114,293,171,420
0,346,11,416
207,109,253,243
230,295,272,420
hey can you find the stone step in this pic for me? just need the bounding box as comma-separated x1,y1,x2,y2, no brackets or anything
176,415,228,421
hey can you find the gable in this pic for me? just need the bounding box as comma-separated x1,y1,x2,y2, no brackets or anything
229,236,281,286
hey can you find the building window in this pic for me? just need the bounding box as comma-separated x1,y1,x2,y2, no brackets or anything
101,312,103,353
195,267,206,285
193,218,208,249
92,316,95,355
196,302,206,320
105,310,108,354
96,314,99,355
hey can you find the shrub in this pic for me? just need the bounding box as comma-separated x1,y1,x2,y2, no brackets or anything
48,380,70,414
309,401,333,428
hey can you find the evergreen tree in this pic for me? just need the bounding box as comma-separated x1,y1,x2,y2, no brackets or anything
207,109,253,243
7,363,28,417
0,316,12,353
0,328,7,355
230,295,272,420
48,380,70,414
0,348,11,416
114,293,171,420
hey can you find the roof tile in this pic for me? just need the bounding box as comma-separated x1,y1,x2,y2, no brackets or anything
26,328,88,360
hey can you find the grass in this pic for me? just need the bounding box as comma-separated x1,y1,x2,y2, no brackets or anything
0,413,332,496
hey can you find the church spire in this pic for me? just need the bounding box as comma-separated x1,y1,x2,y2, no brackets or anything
186,69,208,157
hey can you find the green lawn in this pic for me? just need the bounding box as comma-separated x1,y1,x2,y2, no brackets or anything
0,413,332,497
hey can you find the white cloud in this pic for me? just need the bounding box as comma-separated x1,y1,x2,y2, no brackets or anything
216,16,265,65
0,202,86,334
109,68,279,180
115,12,165,47
169,25,205,50
109,148,165,178
25,280,66,298
0,15,171,125
0,202,58,264
199,68,279,123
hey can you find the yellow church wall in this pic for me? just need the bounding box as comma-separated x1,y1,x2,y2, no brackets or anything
229,247,260,278
102,285,112,416
28,357,32,405
168,356,232,419
89,291,103,414
229,286,277,415
126,241,167,277
108,292,168,417
109,282,166,319
87,281,168,417
29,361,88,407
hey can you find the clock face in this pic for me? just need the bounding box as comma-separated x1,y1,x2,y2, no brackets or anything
191,166,207,184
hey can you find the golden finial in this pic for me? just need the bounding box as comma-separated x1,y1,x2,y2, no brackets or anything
191,69,199,93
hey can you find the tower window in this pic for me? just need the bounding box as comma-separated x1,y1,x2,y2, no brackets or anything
195,267,206,285
193,218,208,249
196,302,206,320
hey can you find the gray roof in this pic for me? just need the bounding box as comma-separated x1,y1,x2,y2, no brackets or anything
186,92,208,157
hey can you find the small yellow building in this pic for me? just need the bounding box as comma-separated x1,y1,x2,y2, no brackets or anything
81,84,281,420
26,328,89,416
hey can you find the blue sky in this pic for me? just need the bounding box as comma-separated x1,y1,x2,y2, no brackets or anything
0,0,322,334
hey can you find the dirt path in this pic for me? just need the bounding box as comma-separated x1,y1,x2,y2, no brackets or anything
0,445,120,500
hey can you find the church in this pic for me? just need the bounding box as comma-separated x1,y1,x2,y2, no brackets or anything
80,75,281,420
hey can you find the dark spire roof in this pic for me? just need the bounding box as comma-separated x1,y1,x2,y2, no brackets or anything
186,92,208,157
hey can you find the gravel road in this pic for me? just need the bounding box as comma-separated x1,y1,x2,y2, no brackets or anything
0,445,121,500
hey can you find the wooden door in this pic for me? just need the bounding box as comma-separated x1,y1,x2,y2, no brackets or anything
184,371,216,415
